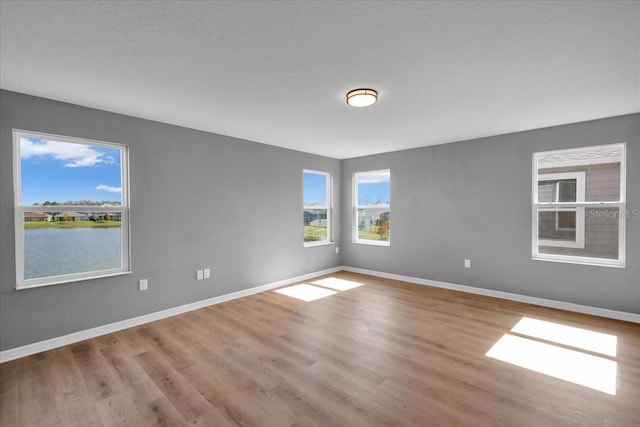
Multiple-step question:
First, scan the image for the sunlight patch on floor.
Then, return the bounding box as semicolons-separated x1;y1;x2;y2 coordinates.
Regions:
486;334;617;395
511;317;617;357
274;284;337;302
310;277;364;291
487;317;618;395
275;276;365;302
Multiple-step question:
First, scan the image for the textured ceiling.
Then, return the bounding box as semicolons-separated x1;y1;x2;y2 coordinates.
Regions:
1;1;638;159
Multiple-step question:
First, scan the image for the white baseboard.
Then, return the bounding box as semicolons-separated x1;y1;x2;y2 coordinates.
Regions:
0;266;342;363
3;264;637;363
341;266;640;324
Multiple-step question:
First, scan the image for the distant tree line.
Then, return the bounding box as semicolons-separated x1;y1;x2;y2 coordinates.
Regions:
32;200;121;206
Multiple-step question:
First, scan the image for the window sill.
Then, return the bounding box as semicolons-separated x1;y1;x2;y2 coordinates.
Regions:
304;241;334;248
532;255;624;269
353;240;390;247
539;240;585;249
17;270;132;290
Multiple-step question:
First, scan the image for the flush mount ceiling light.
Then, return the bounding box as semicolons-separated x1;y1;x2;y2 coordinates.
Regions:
346;88;378;107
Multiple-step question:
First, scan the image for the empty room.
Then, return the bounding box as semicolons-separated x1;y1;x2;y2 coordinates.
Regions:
1;1;639;426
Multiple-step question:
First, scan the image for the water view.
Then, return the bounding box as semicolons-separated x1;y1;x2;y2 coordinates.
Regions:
24;227;121;279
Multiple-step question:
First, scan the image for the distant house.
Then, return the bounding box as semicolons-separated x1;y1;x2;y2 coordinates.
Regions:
357;207;390;229
53;212;88;222
86;212;106;221
24;212;50;222
303;210;326;226
80;212;122;221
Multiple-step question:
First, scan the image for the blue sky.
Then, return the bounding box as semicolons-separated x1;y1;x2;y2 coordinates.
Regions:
304;170;390;206
303;171;327;205
357;171;390;205
20;137;122;205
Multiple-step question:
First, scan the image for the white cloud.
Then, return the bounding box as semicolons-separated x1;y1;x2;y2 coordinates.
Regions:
20;137;106;168
96;184;121;193
357;171;390;184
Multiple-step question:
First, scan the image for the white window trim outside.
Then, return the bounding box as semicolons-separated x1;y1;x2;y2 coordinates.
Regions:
353;169;391;247
13;129;131;289
537;172;586;249
532;143;626;268
303;169;333;248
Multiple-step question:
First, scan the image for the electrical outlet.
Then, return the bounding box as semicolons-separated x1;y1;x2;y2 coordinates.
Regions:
464;259;471;268
204;268;210;279
139;279;148;291
196;270;204;280
335;246;340;254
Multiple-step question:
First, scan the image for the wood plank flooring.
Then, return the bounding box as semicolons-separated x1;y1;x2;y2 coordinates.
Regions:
1;271;639;426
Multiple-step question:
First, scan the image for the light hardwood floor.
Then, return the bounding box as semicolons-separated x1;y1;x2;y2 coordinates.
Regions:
1;271;639;426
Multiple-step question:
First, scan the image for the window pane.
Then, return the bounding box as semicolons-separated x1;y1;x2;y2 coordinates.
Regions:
585;163;621;202
16;131;129;287
304;209;328;242
303;171;327;206
356;171;390;206
534;144;624;266
538;208;619;260
538;182;554;203
23;211;122;280
357;208;390;241
557;211;576;229
557;180;577;202
354;170;390;244
539;210;576;241
584;207;620;259
20;136;123;206
303;170;331;245
538;179;577;203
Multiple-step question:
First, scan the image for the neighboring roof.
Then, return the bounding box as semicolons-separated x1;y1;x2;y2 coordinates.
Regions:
538;144;625;168
54;212;86;218
24;212;48;218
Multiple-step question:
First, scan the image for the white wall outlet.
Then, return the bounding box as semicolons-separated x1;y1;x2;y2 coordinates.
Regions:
139;279;148;291
196;270;204;280
336;246;340;254
204;268;211;279
464;259;471;268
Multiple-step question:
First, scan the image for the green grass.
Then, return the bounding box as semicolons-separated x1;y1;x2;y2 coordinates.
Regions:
304;225;327;242
24;221;122;229
358;227;388;241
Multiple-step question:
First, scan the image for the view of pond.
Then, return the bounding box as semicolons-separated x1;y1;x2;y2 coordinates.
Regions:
24;227;121;279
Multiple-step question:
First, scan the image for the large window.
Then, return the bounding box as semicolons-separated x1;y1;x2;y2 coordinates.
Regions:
14;130;130;289
533;143;625;267
303;170;331;246
354;169;390;245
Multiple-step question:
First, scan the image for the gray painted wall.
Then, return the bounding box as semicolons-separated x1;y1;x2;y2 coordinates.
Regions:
341;114;639;314
1;90;638;353
0;90;341;351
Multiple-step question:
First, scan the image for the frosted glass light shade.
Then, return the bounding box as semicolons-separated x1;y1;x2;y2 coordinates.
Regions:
346;88;378;107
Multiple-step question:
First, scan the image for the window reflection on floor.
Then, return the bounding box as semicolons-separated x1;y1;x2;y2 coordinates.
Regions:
310;277;364;291
486;317;617;395
274;276;364;302
275;284;337;302
511;317;617;357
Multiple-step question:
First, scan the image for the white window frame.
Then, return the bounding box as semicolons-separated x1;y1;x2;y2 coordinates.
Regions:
537;172;586;249
13;129;131;289
303;169;332;247
532;143;626;268
353;169;390;246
